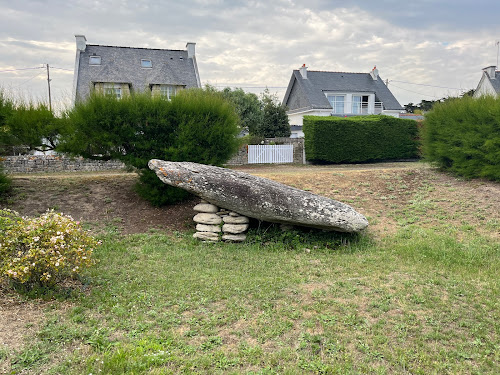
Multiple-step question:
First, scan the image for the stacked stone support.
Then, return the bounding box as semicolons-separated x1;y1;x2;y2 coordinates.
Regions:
193;201;249;242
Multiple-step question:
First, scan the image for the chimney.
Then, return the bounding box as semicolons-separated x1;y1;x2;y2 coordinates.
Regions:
370;66;379;80
483;65;496;79
75;35;87;52
186;42;196;58
299;64;308;79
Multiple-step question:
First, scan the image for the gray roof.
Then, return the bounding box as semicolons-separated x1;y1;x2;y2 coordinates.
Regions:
488;71;500;93
75;44;200;101
283;70;403;111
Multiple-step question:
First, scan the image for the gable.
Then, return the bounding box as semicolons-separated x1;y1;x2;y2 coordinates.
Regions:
474;72;499;97
284;75;312;110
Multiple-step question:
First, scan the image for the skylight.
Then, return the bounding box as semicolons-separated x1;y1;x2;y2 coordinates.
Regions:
89;56;101;65
141;59;152;68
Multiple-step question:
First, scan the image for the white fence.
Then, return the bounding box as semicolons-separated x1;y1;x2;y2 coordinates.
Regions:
248;144;294;164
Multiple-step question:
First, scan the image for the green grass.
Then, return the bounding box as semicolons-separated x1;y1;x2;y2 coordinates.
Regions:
6;225;499;374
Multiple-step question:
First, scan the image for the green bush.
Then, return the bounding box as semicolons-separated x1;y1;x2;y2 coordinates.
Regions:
303;115;419;163
1;90;65;153
61;89;240;205
422;96;500;180
0;209;99;288
0;90;14;155
0;164;11;199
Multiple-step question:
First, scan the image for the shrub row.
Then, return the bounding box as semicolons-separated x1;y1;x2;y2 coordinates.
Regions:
303;115;419;163
422;96;500;180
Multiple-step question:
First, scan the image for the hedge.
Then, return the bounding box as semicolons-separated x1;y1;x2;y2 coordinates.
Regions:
303;115;419;163
61;89;240;205
422;96;500;181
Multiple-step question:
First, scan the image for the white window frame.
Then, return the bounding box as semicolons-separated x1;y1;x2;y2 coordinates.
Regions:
327;95;345;114
103;83;122;99
352;94;371;114
141;59;152;68
159;85;177;100
352;95;362;114
89;56;101;65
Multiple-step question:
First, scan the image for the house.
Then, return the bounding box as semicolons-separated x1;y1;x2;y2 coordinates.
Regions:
282;65;404;130
72;35;201;103
473;65;500;98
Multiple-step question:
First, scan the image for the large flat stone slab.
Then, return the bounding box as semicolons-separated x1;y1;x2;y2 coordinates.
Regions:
149;160;368;233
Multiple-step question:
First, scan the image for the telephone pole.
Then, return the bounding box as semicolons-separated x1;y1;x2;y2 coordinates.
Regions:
46;63;52;112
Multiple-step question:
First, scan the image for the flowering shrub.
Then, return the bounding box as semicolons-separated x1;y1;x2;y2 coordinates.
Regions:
0;209;99;287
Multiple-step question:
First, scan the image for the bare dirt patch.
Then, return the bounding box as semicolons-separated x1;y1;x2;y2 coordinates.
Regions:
6;171;198;236
233;163;499;239
7;162;497;239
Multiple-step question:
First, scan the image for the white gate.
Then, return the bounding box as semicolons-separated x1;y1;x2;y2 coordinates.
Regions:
248;144;294;164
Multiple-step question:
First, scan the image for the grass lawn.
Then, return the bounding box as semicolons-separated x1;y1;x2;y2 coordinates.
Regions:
1;162;499;374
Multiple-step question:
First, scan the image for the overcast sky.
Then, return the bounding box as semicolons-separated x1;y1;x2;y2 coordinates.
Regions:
1;0;500;110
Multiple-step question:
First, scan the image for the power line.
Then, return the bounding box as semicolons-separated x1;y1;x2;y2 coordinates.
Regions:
212;85;287;89
51;67;73;72
389;79;467;91
0;66;44;73
389;83;444;99
12;70;45;88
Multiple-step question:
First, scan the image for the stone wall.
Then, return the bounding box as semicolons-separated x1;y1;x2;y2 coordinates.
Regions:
226;138;305;165
225;146;248;165
0;155;126;174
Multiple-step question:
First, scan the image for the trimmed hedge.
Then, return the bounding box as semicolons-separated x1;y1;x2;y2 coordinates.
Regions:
303;115;419;163
422;96;500;181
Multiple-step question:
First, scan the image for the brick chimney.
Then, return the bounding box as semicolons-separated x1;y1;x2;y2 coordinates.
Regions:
75;35;87;52
299;64;308;79
186;42;196;58
370;66;379;80
483;65;496;79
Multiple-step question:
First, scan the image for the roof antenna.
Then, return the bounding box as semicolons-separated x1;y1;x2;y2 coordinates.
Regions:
496;41;499;68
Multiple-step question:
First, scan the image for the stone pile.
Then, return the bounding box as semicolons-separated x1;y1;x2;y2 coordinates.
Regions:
193;201;249;242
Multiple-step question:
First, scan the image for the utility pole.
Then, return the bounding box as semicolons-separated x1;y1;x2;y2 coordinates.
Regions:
46;63;52;112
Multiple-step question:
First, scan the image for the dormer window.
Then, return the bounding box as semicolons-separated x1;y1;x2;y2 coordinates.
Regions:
89;56;101;65
141;59;152;68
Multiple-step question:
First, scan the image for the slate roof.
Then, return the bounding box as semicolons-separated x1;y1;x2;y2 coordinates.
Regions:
283;70;403;111
487;71;500;93
74;44;200;101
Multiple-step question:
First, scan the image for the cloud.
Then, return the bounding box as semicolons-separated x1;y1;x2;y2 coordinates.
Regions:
1;0;499;107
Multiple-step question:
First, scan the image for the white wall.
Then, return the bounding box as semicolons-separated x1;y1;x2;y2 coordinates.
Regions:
287;109;331;126
381;110;402;118
473;74;497;98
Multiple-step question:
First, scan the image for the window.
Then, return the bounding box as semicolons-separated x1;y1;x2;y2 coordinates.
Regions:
141;59;152;68
89;56;101;65
352;96;362;114
352;95;370;114
160;85;177;100
103;83;122;99
327;95;345;114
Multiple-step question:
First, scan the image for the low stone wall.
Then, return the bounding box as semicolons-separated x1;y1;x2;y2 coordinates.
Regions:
0;155;126;174
225;146;248;165
226;137;305;165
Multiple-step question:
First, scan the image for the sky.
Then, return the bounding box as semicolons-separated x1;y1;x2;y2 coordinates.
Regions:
1;0;500;111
